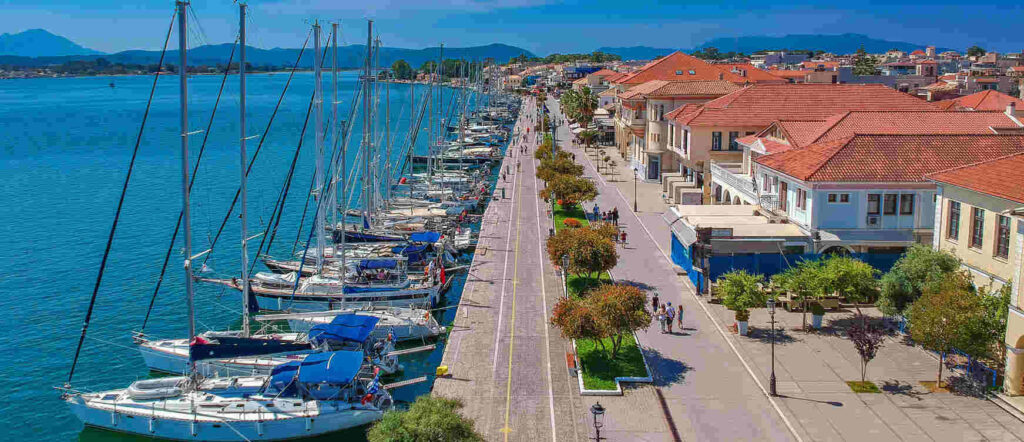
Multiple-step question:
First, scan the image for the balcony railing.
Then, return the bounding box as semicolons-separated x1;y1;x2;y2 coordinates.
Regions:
710;161;757;203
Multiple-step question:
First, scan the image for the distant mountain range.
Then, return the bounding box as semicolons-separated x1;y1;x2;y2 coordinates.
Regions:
0;29;103;57
0;29;534;69
597;34;957;60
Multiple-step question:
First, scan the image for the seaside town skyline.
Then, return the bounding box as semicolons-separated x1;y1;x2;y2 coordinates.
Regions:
8;2;1024;440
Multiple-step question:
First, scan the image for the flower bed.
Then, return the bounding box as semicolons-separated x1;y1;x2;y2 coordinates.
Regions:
575;336;649;391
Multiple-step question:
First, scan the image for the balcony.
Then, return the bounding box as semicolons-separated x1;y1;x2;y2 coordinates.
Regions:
710;161;757;203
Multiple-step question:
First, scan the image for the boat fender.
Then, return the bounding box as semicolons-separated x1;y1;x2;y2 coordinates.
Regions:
361;393;374;405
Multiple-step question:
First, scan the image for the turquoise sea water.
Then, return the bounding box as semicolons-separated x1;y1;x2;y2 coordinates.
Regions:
0;72;480;440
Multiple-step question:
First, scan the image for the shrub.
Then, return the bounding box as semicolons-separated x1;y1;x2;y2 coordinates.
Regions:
810;303;825;316
718;270;766;320
879;245;960;316
563;218;581;228
367;396;483;442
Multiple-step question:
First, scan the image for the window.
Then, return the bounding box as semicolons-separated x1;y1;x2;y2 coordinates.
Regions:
883;194;897;215
796;188;806;210
996;215;1011;259
827;193;850;203
970;207;985;249
779;182;789;210
763;174;770;191
682;129;689;153
711;132;722;150
840;194;850;203
828;193;837;203
947;201;961;240
867;194;881;215
728;131;739;150
899;194;914;215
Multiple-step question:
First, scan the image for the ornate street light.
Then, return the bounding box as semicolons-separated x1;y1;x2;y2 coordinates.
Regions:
633;166;639;212
590;402;605;441
767;298;778;396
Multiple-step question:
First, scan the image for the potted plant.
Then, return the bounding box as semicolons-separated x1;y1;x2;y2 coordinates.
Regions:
810;302;826;329
735;309;751;336
718;270;766;337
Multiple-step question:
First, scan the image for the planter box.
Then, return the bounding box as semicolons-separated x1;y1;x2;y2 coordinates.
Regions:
573;333;655;396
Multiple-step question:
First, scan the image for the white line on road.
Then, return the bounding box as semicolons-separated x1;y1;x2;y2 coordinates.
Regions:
530;112;559;442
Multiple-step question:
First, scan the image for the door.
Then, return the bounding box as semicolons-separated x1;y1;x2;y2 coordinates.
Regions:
779;181;788;212
647;155;660;181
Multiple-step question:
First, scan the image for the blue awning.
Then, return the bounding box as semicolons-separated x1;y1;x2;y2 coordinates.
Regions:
269;361;300;393
410;231;441;243
297;351;364;385
307;313;380;346
358;258;398;270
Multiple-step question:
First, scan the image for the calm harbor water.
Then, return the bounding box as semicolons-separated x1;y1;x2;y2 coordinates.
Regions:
0;72;489;440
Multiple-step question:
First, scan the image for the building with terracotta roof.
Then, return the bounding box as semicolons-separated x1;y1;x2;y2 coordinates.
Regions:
661;83;937;202
713;109;1024;207
935;89;1024;112
742;134;1024;257
924;153;1024;396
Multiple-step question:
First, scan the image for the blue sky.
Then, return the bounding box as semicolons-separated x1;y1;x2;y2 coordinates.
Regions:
2;0;1022;54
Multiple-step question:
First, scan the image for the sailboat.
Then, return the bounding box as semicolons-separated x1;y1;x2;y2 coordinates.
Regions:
62;10;393;439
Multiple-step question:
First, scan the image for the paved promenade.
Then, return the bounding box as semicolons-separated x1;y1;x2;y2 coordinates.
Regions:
435;97;590;442
551;97;1024;441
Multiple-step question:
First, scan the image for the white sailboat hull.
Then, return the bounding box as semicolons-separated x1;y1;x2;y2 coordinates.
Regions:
67;395;382;441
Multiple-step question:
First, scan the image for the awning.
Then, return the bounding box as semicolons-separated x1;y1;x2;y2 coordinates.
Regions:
297;350;364;385
358;258;398;270
409;231;441;243
572;127;585;134
307;313;381;346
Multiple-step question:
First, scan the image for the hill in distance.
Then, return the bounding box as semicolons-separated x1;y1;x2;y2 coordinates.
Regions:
695;33;955;55
0;33;534;69
0;29;104;57
596;34;956;60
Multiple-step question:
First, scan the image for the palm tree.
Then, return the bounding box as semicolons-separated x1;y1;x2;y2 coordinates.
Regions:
577;86;598;128
579;129;598;152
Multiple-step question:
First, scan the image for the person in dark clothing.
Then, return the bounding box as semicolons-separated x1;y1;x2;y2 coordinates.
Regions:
612;208;619;226
652;293;660;311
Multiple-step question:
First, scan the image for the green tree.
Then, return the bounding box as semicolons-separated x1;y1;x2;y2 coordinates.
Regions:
907;272;984;387
962;283;1012;369
772;259;825;331
539;174;597;207
967;46;987;58
819;255;879;317
590;284;652;358
536;155;583;182
546;225;618;281
718;270;766;322
391;59;414;80
878;245;960;316
551;296;603;342
367;396;483;442
579;129;599;151
853;45;880;76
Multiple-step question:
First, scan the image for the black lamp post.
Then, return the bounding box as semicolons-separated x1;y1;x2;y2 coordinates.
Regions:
590;402;605;441
633;166;639;212
767;298;778;397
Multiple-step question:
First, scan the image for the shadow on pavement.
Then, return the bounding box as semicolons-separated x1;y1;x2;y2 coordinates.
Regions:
641;347;691;387
881;380;926;400
776;395;844;407
748;327;799;346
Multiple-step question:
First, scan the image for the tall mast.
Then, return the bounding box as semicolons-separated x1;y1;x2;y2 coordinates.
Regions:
332;22;345;290
361;21;372;231
176;0;196;347
238;2;251;336
313;21;325;274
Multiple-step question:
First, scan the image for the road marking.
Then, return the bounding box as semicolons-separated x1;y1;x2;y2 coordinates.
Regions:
502;121;527;441
491;113;524;377
531;125;559;442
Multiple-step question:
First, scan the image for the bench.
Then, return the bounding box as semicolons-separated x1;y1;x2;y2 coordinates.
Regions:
566;352;578;377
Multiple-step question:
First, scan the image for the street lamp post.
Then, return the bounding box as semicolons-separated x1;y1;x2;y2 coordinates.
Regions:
767;298;778;396
633;167;639;212
590;402;605;441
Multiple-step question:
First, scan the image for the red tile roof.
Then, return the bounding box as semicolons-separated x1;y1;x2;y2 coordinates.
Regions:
614;51;744;85
769;70;811;80
669;84;938;128
713;63;787;84
926;152;1024;203
910;50;927;55
935;90;1024;111
664;103;704;121
801;61;840;70
618;79;741;100
756;134;1024;182
589;68;619;77
801;110;1021;146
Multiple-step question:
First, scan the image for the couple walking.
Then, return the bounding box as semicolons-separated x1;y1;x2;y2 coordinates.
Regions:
653;294;683;334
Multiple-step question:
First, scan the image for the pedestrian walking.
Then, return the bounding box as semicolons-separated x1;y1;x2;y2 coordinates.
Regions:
652;293;660;311
657;306;667;333
665;303;675;333
612;208;619;226
620;231;627;246
592;204;600;221
677;304;684;329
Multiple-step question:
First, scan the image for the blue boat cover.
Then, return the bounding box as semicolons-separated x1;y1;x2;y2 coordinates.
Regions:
359;258;398;270
269;361;301;394
307;314;380;346
410;231;441;243
297;350;364;385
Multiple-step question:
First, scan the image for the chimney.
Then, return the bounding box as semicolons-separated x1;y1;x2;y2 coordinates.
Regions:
1008;102;1018;117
